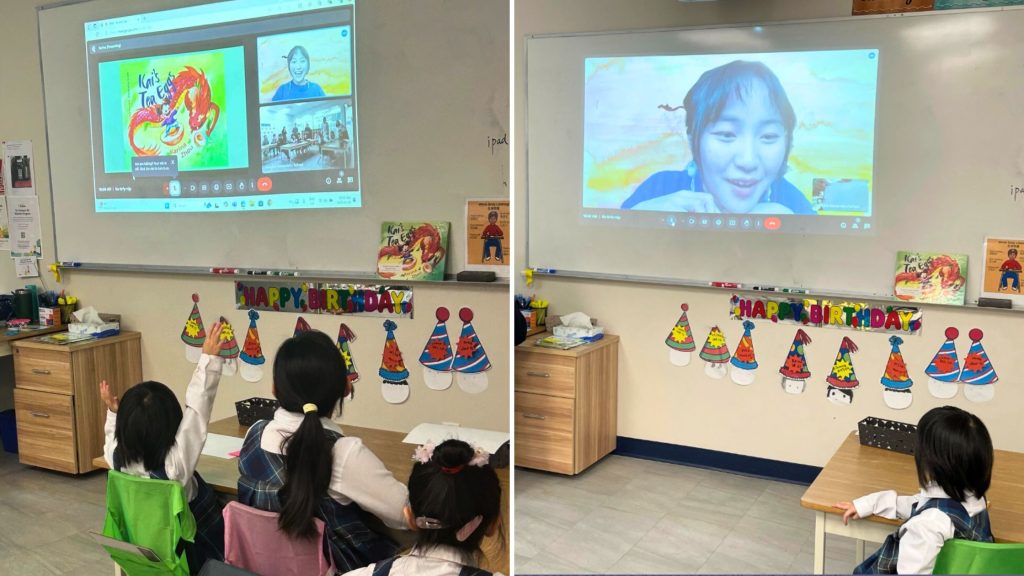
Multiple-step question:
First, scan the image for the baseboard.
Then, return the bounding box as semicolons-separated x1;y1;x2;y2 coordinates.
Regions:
614;436;822;485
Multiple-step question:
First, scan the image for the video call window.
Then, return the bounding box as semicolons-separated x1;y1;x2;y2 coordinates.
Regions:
85;0;360;213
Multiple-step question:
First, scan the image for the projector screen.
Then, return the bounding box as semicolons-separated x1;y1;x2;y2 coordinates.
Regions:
84;0;359;213
583;49;878;234
39;0;509;272
526;8;1024;300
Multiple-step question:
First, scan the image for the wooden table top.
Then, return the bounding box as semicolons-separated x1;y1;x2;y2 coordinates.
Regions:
93;416;509;573
0;324;65;344
801;432;1024;542
518;332;619;358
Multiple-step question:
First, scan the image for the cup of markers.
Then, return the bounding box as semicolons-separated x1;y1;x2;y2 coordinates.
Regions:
57;294;78;324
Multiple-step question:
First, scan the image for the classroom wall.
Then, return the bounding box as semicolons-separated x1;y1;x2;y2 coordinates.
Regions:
515;0;1024;466
0;0;510;434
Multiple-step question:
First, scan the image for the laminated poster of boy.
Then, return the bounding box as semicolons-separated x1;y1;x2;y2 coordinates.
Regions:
481;210;504;263
999;248;1021;292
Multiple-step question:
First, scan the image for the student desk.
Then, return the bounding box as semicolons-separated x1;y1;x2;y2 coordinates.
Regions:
94;416;510;574
800;432;1024;574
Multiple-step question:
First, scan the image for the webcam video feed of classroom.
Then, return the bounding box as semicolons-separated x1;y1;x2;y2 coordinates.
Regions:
581;48;878;235
85;0;359;213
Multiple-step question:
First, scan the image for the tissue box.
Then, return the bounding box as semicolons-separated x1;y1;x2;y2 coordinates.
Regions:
69;321;120;336
38;307;60;327
553;324;605;339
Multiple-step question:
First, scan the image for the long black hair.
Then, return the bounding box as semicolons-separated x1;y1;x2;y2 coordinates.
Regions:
915;406;993;501
273;330;348;539
114;381;183;472
408;439;503;561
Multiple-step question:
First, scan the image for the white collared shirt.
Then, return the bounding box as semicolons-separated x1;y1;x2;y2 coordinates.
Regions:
342;545;504;576
853;484;988;574
253;408;409;530
104;354;223;501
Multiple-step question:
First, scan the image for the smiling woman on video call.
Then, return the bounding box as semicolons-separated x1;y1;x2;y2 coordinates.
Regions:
272;45;326;102
620;60;814;215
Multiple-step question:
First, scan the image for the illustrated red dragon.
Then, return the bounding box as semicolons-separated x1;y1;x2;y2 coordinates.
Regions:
377;224;445;277
894;255;966;301
128;66;220;156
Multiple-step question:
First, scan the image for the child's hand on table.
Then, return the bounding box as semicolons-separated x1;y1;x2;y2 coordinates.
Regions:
834;501;860;525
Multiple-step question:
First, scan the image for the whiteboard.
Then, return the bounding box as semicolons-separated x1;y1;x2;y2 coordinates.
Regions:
526;8;1024;302
38;0;509;273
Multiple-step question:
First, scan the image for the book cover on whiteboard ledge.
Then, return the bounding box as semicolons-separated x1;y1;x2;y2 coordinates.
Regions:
377;222;449;282
893;251;967;306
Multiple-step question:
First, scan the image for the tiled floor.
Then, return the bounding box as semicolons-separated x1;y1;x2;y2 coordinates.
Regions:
0;449;113;575
516;455;865;574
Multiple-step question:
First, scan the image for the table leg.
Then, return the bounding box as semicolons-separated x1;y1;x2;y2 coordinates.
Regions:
814;511;826;575
855;538;866;564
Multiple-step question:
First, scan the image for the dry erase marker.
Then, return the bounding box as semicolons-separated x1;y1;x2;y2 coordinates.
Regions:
752;285;777;292
534;268;557;274
710;281;740;289
783;288;808;294
60;261;81;267
210;267;238;274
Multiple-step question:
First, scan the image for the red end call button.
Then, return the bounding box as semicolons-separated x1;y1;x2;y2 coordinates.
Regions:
764;217;781;230
257;177;273;192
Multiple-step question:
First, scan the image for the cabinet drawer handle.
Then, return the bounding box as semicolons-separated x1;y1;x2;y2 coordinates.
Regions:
30;411;50;418
526;371;550;378
523;412;547;420
31;368;52;375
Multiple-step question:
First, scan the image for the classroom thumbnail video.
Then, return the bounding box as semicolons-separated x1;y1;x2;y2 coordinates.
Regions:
257;26;353;104
259;100;354;174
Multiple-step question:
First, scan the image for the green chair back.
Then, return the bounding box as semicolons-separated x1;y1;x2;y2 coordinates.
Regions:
934;539;1024;575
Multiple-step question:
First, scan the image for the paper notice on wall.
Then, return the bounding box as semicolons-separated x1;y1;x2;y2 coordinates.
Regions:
0;158;6;195
9;196;42;258
14;257;38;278
2;141;35;197
0;197;9;251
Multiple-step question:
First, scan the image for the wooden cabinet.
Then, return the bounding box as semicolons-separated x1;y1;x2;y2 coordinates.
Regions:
12;332;142;474
514;333;618;475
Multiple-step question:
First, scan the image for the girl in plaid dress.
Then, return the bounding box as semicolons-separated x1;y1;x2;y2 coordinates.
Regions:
836;406;995;574
101;322;226;575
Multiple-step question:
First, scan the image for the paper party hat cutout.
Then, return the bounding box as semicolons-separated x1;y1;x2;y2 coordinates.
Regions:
958;329;998;386
420;307;455;371
665;304;696;352
181;293;207;347
925;327;961;382
452;308;491;374
880;335;912;390
217;317;240;359
779;329;812;379
699;326;730;363
826;337;860;389
293;316;312;337
379;319;409;382
239;309;265;366
337;323;359;384
730;321;758;370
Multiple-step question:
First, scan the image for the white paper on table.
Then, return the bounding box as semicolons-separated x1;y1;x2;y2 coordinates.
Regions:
14;257;37;278
0;197;9;251
8;195;41;258
402;423;509;453
2;140;35;197
201;433;245;459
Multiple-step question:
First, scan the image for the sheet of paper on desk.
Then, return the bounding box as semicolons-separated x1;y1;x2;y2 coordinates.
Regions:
202;433;245;459
402;423;509;453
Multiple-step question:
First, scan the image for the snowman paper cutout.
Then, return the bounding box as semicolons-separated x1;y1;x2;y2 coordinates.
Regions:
239;309;265;383
778;329;812;394
419;307;455;390
825;337;860;406
216;316;240;376
337;324;359;400
181;293;207;363
880;336;913;410
959;329;998;403
699;326;730;379
379;320;410;404
665;304;696;367
925;327;961;399
452;308;492;394
729;321;758;386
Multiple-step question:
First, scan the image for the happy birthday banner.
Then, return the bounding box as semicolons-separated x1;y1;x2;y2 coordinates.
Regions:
236;281;413;318
729;295;922;335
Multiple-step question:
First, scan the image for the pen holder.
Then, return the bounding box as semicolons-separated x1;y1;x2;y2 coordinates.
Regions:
59;303;77;325
532;306;548;327
12;290;32;320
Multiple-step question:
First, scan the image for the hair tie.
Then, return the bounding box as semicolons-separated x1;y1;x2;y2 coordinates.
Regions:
302;403;318;414
455;515;483;542
441;464;465;475
414;516;444;530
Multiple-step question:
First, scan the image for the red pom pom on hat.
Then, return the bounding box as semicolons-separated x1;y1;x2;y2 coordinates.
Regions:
436;307;450;322
945;327;959;340
969;328;983;341
192;293;200;303
681;303;689;312
459;307;473;323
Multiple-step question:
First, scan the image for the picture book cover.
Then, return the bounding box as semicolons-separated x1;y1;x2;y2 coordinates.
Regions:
893;251;968;305
981;237;1024;306
377;222;450;281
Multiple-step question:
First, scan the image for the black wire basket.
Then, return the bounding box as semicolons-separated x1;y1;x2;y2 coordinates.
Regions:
235;397;279;426
858;416;917;455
